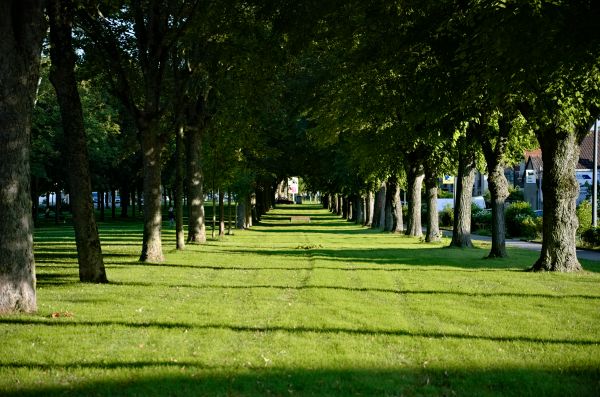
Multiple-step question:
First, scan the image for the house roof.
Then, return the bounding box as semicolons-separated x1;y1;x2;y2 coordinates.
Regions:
523;132;598;172
578;133;596;170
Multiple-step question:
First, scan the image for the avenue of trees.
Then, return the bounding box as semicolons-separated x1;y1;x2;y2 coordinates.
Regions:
1;0;600;313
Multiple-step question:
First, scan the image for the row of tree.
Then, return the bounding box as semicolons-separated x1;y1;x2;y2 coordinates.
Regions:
1;0;599;313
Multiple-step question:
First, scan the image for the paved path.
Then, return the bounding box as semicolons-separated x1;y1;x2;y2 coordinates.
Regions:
442;231;600;261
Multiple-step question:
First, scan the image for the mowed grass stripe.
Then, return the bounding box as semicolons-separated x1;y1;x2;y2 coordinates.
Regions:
1;204;599;396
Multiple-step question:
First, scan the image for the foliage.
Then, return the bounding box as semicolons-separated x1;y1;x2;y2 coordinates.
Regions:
471;205;492;232
577;200;593;235
505;201;535;238
581;227;600;247
507;187;525;202
439;204;453;227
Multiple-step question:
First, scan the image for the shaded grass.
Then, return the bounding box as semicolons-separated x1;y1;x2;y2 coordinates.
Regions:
1;204;599;396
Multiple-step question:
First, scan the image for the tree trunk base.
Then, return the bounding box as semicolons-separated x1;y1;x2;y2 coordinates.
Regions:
528;258;582;272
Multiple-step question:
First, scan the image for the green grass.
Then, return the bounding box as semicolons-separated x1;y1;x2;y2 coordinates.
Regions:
2;204;599;396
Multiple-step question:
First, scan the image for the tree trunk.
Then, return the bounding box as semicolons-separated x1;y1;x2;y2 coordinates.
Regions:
479;119;510;258
0;0;45;313
341;196;348;219
372;182;386;229
424;172;440;243
450;147;476;248
386;175;403;233
227;189;232;235
356;195;365;225
406;166;424;237
530;128;583;272
186;126;206;243
111;189;116;219
120;187;129;218
55;189;62;224
99;190;104;221
336;195;342;216
131;189;136;218
175;126;185;250
219;189;225;237
236;197;246;229
138;121;164;262
48;0;107;282
365;191;374;226
245;194;253;228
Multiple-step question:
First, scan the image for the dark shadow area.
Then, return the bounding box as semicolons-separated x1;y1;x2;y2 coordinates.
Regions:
1;318;597;346
223;247;521;271
3;361;600;397
4;366;597;397
36;272;78;286
108;280;600;300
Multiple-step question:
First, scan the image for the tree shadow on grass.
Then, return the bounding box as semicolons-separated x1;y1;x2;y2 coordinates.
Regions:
1;318;598;346
2;365;599;397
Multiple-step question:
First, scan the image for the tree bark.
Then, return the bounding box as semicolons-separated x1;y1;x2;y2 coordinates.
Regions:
341;196;348;219
406;165;424;237
479;118;510;258
424;171;440;243
175;126;185;250
530;128;583;272
386;175;403;233
186;126;206;243
139;120;164;262
372;182;386;229
0;0;45;313
450;145;476;248
356;195;365;225
365;191;374;226
336;195;343;216
48;0;107;282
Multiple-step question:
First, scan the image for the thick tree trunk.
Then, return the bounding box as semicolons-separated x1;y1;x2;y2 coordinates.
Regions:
186;127;206;243
0;0;45;313
450;148;476;248
245;194;253;228
372;182;386;229
175;126;185;250
336;195;342;216
365;191;374;226
139;121;164;262
341;196;348;219
236;198;246;229
356;195;365;225
478;119;510;258
55;189;62;224
48;0;107;282
424;172;440;243
406;166;424;237
531;129;583;272
386;175;403;233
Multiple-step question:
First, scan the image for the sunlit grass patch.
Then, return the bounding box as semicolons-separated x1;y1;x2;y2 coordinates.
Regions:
1;204;599;396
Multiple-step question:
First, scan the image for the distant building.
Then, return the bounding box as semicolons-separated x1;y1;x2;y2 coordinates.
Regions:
522;133;599;210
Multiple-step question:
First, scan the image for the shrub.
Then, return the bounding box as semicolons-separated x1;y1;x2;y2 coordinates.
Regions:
439;204;453;227
576;200;593;235
505;201;535;237
581;227;600;247
508;187;524;202
471;205;491;231
519;215;542;239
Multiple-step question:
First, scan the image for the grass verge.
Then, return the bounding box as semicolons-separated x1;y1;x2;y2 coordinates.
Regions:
1;204;599;396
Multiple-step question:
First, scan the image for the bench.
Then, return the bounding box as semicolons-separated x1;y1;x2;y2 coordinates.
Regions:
290;216;311;223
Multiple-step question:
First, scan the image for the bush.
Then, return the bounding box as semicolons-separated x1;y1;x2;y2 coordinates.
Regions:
471;205;491;231
439;204;453;227
519;215;543;239
508;187;524;202
576;200;593;235
582;227;600;247
505;201;535;237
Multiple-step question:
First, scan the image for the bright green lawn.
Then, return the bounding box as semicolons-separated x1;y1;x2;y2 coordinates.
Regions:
1;204;599;396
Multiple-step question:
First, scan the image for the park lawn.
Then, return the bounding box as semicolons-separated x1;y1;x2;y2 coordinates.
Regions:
1;205;599;396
